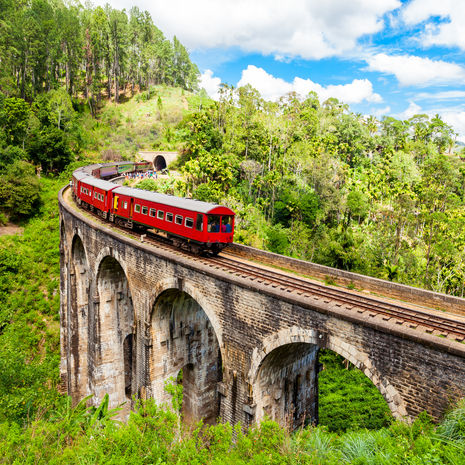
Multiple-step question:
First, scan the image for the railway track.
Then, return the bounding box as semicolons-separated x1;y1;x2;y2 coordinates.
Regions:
71;193;465;344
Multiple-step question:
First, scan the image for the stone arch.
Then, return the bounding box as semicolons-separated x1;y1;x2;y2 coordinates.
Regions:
249;327;319;429
149;277;223;349
68;234;90;403
149;286;223;425
60;219;67;255
154;155;167;172
92;255;135;417
326;335;408;418
92;246;130;285
248;327;407;429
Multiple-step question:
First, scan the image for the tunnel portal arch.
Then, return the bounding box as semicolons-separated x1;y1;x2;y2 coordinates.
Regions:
154;155;167;172
149;288;223;425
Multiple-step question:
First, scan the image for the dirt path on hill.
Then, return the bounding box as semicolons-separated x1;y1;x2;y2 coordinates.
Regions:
0;223;23;237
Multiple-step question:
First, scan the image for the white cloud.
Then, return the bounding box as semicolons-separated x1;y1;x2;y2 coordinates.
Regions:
105;0;400;59
442;111;465;142
401;1;465;50
199;70;222;100
415;90;465;101
397;102;422;120
366;53;465;86
373;106;391;119
236;65;382;104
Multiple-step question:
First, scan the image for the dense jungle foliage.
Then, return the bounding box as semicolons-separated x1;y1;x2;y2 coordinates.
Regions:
166;87;465;297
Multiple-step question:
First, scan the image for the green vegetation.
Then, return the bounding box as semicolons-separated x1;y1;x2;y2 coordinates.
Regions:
0;393;465;464
319;351;391;432
0;175;64;423
166;87;465;296
1;3;465;459
0;0;199;103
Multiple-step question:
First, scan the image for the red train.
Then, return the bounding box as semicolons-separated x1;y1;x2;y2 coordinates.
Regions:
71;165;235;254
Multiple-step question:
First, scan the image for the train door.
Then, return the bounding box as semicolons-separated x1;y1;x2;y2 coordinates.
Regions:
129;197;134;219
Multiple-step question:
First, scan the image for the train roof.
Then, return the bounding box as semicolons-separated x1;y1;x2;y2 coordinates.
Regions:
73;170;89;180
81;176;119;191
113;186;235;215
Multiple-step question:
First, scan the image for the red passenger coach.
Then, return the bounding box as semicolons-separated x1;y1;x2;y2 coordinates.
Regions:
71;170;89;197
111;187;235;254
72;164;236;254
77;177;118;218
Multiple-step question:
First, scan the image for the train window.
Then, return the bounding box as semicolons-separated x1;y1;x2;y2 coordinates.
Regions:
157;210;164;220
94;192;98;199
166;212;173;222
221;215;233;233
142;206;148;215
185;217;194;228
175;215;183;225
123;201;128;209
196;214;204;231
149;208;156;217
208;215;221;233
135;204;141;213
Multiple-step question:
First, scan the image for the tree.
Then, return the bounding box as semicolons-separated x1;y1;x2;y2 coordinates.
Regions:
0;97;31;147
0;161;40;219
27;125;72;173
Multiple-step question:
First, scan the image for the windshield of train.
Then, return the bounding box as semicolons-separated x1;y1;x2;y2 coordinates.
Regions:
208;215;221;232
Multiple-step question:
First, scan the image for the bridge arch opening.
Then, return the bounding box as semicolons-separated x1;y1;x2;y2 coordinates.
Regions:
149;289;222;425
154;155;167;172
94;256;134;414
318;349;392;432
250;328;402;431
69;235;90;402
253;342;319;430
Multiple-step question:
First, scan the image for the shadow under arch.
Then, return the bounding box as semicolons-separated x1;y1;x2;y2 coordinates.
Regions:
68;234;90;403
149;287;223;425
91;255;135;417
154;155;167;172
248;327;407;430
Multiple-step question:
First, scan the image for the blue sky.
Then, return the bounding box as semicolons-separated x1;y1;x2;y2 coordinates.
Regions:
95;0;465;140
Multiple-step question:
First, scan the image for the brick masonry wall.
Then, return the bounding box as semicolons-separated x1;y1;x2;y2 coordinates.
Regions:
59;187;465;427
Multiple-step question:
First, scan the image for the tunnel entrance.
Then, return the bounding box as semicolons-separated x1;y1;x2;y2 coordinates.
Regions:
253;343;319;430
94;256;134;415
154;155;167;172
150;289;222;425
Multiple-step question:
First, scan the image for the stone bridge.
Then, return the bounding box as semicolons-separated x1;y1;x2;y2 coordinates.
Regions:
59;186;465;428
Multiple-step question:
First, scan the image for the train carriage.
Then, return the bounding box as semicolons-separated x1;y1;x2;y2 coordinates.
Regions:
111;187;235;253
99;164;119;178
73;163;235;254
71;170;89;198
78;177;119;216
117;162;135;175
135;161;152;172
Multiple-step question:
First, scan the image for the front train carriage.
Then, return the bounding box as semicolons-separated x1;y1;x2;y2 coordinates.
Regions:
111;187;235;254
135;161;152;172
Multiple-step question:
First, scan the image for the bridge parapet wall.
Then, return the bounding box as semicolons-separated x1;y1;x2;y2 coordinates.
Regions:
229;243;465;316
